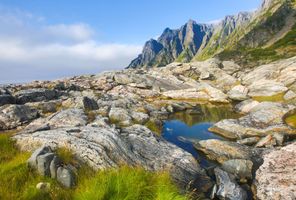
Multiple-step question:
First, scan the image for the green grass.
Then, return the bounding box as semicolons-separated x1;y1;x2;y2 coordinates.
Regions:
75;166;189;200
0;133;190;200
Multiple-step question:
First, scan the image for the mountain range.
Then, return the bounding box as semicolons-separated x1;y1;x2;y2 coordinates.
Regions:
128;0;296;68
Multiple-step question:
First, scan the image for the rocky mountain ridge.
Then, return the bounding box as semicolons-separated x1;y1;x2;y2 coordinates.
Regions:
129;0;296;68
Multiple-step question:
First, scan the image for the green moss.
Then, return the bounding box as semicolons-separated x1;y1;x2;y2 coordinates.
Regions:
252;93;285;102
145;120;162;135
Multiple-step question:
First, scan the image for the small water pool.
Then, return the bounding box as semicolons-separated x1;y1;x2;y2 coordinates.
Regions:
162;104;239;167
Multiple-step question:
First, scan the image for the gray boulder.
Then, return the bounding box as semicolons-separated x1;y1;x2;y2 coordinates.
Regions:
37;153;55;176
221;159;253;180
82;96;99;111
15;88;57;104
50;156;61;179
0;94;15;106
57;166;76;188
0;104;39;130
214;168;247;200
27;146;52;168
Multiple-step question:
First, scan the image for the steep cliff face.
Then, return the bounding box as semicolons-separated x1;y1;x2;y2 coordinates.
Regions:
128;0;296;68
128;20;213;68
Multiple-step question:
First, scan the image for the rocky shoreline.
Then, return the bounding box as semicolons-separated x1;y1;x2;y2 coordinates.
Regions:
1;56;296;199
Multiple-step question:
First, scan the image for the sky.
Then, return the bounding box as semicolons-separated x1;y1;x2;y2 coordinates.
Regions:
0;0;261;84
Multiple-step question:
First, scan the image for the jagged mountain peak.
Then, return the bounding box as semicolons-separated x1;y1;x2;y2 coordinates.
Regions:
128;0;296;68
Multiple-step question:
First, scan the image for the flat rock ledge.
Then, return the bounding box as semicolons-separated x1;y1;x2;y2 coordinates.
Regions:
14;124;210;188
255;142;296;200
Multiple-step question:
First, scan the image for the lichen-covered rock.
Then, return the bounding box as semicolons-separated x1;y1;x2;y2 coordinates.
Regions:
0;104;39;130
255;142;296;200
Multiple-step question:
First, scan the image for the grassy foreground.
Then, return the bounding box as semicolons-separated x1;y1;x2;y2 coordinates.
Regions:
0;133;190;200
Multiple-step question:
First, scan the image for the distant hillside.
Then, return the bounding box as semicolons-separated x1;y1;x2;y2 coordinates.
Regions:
128;0;296;68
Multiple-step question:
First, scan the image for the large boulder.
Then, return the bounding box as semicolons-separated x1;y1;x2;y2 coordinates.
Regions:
0;105;39;130
15;88;58;104
14;125;209;187
255;142;296;200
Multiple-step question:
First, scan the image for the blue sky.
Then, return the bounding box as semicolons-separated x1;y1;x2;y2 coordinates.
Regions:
0;0;261;83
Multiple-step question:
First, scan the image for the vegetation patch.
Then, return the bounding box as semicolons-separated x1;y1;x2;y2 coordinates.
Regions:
285;113;296;128
0;134;189;200
252;93;285;102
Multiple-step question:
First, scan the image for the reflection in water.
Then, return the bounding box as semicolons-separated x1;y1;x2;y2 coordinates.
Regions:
162;104;239;167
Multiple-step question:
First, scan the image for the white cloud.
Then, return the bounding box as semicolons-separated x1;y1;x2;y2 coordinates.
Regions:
0;7;142;84
205;18;223;25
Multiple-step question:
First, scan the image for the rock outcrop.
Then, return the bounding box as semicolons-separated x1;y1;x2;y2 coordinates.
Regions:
15;123;209;187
